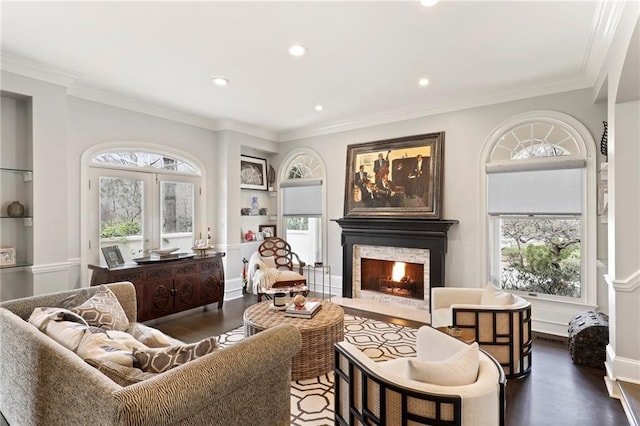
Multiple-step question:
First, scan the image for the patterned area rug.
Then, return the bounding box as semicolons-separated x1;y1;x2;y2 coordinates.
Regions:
217;314;418;426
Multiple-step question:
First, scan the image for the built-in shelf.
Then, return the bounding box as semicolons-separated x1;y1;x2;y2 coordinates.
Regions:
1;216;33;227
0;262;32;270
0;167;32;181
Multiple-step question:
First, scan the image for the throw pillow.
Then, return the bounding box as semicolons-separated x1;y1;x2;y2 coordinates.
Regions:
407;342;480;386
128;323;183;348
76;327;143;367
86;359;157;387
133;336;218;373
480;283;515;306
28;307;90;352
71;285;130;331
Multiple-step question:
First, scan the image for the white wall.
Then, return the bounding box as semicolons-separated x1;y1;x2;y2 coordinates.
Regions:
277;88;606;293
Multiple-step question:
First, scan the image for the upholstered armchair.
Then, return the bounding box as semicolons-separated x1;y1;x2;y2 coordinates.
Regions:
248;237;308;302
431;285;532;379
334;326;506;426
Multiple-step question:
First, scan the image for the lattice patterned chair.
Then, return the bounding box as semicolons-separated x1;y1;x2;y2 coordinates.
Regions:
334;326;506;426
431;284;532;379
248;237;308;302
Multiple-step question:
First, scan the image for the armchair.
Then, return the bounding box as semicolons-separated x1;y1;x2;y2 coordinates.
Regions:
334;326;506;426
248;237;308;302
431;285;532;379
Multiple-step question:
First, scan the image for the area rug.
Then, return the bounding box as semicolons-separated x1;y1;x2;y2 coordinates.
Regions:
217;314;418;426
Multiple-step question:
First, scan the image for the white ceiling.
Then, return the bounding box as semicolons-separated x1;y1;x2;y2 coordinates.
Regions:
0;1;616;141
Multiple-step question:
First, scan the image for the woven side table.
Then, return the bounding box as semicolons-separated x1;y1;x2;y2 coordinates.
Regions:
243;299;344;380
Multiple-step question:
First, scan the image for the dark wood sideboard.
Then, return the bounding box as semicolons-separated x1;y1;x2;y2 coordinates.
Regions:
89;253;225;322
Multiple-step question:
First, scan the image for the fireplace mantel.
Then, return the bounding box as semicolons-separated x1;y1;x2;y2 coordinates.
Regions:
334;217;458;301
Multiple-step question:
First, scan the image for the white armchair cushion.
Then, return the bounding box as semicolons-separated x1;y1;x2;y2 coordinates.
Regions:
407;342;480;386
480;284;515;306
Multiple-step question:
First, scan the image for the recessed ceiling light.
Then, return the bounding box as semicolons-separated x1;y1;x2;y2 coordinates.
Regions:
212;77;229;86
420;0;439;6
315;105;324;112
419;78;430;87
289;44;306;57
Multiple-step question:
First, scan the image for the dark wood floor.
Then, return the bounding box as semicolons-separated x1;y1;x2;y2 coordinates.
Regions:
151;293;629;426
1;294;627;426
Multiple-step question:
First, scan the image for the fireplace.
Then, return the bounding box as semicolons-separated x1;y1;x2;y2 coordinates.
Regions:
335;217;458;312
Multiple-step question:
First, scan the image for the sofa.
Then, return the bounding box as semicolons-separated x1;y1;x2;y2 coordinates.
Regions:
431;285;532;379
0;282;302;426
334;325;506;425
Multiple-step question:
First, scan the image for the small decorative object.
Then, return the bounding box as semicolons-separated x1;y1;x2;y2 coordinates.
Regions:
241;208;251;216
267;165;276;191
447;326;462;338
244;230;256;241
600;121;608;158
251;196;259;215
314;261;323;267
259;225;276;238
101;245;125;269
293;294;306;308
259;208;268;215
0;248;16;266
194;239;208;248
7;201;25;217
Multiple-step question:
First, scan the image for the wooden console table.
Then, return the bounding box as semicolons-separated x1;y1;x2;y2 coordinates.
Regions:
89;253;225;322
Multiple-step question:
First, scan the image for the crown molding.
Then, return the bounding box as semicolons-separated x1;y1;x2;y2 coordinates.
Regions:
0;53;82;87
69;84;276;140
582;1;626;84
212;118;278;141
277;75;592;142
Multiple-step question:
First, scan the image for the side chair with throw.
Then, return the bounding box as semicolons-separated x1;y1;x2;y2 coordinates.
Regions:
247;237;308;302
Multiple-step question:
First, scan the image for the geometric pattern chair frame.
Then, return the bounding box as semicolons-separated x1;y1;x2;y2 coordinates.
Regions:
452;304;532;379
334;332;507;426
255;237;308;302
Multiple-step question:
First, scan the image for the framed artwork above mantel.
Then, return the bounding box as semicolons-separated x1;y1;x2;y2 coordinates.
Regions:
344;132;445;218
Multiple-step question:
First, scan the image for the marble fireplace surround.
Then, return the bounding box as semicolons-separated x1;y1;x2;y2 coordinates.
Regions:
335;217;458;316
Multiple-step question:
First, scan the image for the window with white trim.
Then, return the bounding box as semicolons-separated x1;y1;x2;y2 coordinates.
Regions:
280;151;326;265
486;114;594;301
89;151;201;264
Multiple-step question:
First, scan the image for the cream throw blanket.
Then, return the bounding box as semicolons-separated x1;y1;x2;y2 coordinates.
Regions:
247;251;305;294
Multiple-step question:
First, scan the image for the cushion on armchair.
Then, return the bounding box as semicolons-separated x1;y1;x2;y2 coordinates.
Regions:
407;342;480;386
481;284;515;306
71;285;130;331
133;336;218;373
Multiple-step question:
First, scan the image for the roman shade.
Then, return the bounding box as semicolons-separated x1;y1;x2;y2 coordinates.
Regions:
281;179;322;216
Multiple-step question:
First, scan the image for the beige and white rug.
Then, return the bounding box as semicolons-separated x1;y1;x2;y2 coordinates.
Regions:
217;314;418;426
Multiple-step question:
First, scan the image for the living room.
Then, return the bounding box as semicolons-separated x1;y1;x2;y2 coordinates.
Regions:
1;1;639;424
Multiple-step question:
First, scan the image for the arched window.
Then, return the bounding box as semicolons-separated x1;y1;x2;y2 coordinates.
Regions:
85;147;203;267
483;111;596;304
279;150;326;265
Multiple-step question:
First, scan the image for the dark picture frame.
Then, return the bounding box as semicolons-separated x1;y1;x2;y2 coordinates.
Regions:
344;132;445;218
101;245;125;269
259;224;276;238
241;155;268;191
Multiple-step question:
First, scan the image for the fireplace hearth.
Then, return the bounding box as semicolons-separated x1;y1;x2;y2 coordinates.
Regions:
335;217;458;312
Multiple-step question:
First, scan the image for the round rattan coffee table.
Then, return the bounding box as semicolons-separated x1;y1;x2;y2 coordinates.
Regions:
243;299;344;380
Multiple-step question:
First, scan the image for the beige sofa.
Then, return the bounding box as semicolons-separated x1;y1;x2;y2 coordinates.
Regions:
0;282;302;426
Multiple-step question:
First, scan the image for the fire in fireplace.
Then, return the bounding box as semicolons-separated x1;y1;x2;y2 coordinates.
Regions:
361;258;424;300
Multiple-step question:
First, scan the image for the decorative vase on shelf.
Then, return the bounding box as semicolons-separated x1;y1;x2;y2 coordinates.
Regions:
7;201;25;217
251;196;259;215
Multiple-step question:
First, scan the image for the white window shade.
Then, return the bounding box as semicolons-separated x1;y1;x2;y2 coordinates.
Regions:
487;168;583;215
281;180;322;216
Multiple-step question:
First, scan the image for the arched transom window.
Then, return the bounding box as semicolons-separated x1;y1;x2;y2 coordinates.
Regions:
280;150;326;266
484;111;595;304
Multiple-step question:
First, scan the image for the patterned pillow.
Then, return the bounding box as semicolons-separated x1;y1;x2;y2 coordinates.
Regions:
72;285;130;331
28;307;90;352
133;337;218;373
86;359;157;387
128;323;183;348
